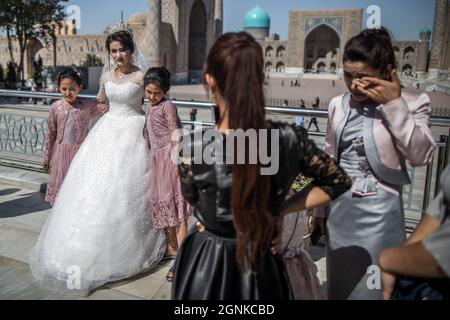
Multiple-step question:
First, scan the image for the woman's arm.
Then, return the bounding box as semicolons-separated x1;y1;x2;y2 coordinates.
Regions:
379;242;446;279
281;185;332;216
378;93;435;167
405;213;441;245
143;113;151;150
91;102;109;117
378;190;447;299
357;71;435;166
281;128;352;216
96;75;107;104
88;99;109;118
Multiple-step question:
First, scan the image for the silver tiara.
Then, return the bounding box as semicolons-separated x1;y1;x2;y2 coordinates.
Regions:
104;21;134;36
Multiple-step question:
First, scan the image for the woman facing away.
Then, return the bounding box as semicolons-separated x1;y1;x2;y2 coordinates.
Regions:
29;23;166;296
313;27;436;300
171;32;352;300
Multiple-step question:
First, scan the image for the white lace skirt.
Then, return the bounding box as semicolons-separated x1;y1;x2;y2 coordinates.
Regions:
30;113;166;296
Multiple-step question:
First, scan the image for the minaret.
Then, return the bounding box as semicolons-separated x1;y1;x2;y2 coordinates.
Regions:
214;0;223;39
428;0;449;79
145;0;162;67
416;28;431;76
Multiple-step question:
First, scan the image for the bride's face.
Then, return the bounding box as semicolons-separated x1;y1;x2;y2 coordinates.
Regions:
109;41;132;67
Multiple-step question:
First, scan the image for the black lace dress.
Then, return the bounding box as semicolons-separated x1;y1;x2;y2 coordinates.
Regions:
172;122;351;300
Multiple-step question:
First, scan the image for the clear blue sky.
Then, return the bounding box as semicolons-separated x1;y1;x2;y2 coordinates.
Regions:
67;0;435;41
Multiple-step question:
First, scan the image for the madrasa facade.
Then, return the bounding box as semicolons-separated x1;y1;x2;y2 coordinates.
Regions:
244;1;450;80
0;0;224;84
1;0;449;83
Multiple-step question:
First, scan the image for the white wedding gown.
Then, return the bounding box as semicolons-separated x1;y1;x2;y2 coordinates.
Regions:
30;70;166;296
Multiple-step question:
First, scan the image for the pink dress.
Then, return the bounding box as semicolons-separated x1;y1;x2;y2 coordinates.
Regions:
281;209;325;300
143;99;191;229
44;99;108;205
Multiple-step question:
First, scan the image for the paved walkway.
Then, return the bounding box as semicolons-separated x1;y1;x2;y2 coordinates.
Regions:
0;180;328;300
169;78;450;109
0;183;173;300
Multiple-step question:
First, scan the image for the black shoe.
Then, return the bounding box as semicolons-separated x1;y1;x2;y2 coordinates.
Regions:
166;265;175;283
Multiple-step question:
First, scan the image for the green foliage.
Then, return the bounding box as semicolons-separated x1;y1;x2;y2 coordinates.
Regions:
82;54;104;67
0;0;68;82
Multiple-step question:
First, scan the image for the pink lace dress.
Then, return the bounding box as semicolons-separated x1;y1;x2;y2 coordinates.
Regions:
44;99;108;205
282;207;325;300
143;99;192;229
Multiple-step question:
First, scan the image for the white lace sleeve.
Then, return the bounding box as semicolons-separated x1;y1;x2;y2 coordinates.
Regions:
96;73;108;103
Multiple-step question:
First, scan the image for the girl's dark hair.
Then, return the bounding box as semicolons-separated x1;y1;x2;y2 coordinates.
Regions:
204;32;271;271
58;68;82;87
105;31;135;54
144;67;171;92
343;27;397;72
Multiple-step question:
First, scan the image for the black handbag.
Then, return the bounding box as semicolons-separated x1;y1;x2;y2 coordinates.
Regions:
391;275;450;300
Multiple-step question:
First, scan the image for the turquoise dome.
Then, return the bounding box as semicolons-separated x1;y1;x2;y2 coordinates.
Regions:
244;6;270;29
420;26;431;34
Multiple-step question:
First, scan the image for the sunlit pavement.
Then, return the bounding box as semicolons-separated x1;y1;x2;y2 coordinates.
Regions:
0;179;327;300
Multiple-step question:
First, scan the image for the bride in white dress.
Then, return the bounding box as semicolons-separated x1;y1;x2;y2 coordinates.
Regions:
29;23;166;296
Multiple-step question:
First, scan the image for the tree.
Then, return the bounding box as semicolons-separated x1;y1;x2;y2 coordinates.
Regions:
33;55;44;89
6;61;17;88
0;1;16;65
36;2;67;67
0;63;5;84
0;0;67;85
82;54;103;67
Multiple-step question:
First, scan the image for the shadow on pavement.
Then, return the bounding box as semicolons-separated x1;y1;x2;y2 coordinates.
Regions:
0;188;21;196
0;191;50;218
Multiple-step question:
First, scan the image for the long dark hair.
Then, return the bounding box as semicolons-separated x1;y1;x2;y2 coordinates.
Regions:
343;27;397;72
204;32;272;271
58;68;82;87
144;67;171;93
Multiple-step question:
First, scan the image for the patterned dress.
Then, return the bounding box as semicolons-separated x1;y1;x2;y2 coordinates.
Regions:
44;99;108;205
143;99;192;229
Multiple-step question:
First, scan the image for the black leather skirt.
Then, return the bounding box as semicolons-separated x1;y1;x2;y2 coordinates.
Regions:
171;225;292;300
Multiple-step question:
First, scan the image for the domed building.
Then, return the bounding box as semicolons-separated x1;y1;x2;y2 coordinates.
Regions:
243;6;440;80
244;6;271;40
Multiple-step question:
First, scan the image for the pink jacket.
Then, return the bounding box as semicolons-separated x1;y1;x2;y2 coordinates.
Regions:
44;99;109;162
324;90;436;187
142;99;181;151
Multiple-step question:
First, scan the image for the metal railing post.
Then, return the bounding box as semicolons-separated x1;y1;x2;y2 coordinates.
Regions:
444;128;450;168
422;161;434;213
435;135;448;196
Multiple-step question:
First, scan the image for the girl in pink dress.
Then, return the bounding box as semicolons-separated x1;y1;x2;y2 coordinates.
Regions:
142;67;191;280
43;68;108;205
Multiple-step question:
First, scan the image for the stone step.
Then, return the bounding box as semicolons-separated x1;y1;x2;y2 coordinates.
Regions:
0;166;47;192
